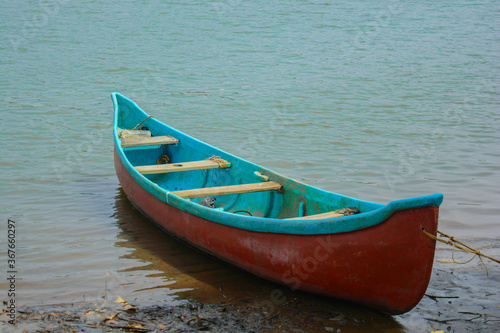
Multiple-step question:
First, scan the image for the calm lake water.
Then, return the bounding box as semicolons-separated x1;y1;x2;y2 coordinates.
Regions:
1;0;499;331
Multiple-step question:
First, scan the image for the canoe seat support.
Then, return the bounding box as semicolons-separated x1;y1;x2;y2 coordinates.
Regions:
121;135;179;148
135;159;231;175
170;181;283;199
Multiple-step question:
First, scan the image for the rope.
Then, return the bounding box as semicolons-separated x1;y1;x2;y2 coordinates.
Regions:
156;154;170;165
207;156;229;168
423;229;500;276
132;116;153;130
165;135;179;143
233;210;253;216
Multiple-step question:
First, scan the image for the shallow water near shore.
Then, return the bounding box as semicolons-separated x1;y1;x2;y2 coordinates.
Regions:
1;0;499;331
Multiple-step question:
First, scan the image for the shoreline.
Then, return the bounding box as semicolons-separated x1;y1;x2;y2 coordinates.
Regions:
2;298;330;333
2;259;499;332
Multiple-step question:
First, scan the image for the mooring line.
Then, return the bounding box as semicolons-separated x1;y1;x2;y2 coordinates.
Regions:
423;229;500;276
132;115;154;130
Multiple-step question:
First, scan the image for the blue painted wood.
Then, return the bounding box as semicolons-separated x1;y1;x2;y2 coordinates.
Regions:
112;92;443;235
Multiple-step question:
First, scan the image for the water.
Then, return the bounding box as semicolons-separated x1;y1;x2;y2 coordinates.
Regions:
1;0;499;331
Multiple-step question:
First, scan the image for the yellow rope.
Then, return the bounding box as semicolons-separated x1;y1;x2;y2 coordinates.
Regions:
132;115;153;130
156;154;170;165
207;156;229;168
423;229;500;275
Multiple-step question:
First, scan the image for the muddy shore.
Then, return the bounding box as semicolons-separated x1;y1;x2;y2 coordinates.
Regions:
3;262;499;333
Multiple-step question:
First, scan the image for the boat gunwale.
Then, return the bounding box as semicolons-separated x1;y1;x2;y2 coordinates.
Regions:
111;92;444;235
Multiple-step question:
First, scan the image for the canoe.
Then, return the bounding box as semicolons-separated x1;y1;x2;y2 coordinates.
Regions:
112;92;443;314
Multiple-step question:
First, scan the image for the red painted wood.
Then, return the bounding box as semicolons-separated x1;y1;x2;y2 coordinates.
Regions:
115;149;438;314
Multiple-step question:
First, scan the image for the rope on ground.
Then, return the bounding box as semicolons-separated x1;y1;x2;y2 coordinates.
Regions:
423;229;500;276
132;115;154;130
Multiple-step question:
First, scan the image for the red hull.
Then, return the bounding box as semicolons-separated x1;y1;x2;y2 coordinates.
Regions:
115;149;438;314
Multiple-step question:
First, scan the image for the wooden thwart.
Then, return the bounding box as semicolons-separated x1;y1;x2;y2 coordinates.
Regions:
171;181;283;199
135;159;230;175
121;135;179;148
287;207;360;220
286;211;345;220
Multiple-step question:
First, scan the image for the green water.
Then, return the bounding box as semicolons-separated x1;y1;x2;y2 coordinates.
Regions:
1;1;499;331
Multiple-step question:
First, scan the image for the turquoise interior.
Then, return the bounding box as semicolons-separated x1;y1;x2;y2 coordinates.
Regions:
112;93;443;235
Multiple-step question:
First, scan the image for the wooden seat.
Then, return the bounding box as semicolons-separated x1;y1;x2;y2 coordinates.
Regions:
170;181;283;199
286;207;360;220
286;211;345;220
121;135;179;148
135;159;231;175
